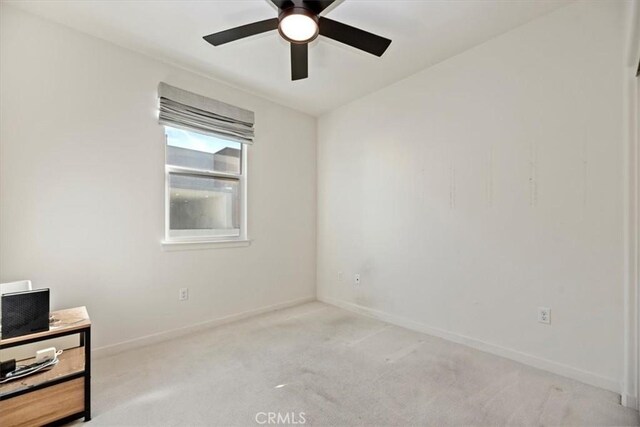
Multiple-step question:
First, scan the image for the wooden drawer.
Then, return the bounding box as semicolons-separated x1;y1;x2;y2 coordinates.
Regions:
0;378;84;427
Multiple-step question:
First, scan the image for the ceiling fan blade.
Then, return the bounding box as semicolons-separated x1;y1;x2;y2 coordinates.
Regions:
302;0;336;14
203;18;279;46
291;43;308;81
270;0;295;9
318;17;391;57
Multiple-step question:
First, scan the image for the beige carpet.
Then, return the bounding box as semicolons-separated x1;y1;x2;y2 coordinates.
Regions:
84;302;638;426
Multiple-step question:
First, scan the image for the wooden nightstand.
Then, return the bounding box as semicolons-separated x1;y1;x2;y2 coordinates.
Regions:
0;306;91;426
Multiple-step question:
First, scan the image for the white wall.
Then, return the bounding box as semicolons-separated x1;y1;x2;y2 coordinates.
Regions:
0;5;317;350
317;1;628;392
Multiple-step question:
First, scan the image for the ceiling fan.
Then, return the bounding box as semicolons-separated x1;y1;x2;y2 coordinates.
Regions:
203;0;392;81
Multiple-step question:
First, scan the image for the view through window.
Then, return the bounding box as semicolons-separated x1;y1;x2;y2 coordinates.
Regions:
165;127;244;241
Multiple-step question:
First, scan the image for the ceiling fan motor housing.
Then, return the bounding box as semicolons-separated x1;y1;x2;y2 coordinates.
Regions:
278;6;319;44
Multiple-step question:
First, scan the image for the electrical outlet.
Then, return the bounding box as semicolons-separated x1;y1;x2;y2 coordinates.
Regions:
338;271;343;282
354;274;361;285
179;288;189;301
538;307;550;324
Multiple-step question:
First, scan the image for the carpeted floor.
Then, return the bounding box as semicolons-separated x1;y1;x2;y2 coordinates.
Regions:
84;302;639;426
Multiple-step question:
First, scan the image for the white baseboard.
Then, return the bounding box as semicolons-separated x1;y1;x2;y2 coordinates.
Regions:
93;295;316;359
622;393;638;410
318;294;622;395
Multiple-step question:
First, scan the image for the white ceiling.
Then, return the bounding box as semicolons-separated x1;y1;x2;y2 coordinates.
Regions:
7;0;571;116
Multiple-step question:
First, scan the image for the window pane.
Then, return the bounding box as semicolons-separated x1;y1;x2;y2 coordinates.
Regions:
166;127;241;174
169;173;240;238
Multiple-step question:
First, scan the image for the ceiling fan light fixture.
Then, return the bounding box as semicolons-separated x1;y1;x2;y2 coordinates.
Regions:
278;7;319;43
203;0;392;81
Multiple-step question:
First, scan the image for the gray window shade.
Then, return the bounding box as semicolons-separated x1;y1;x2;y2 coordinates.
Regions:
158;82;255;144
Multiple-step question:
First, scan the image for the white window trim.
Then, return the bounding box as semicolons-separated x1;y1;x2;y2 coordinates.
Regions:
161;131;249;249
161;239;251;251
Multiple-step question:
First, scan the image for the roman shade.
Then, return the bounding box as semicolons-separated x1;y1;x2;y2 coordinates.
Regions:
158;82;255;144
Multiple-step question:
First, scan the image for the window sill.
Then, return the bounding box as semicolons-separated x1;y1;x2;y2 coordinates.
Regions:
161;239;251;251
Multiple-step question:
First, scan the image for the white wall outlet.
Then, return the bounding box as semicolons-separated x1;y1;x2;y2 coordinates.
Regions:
179;288;189;301
338;271;343;282
354;274;361;285
538;307;551;324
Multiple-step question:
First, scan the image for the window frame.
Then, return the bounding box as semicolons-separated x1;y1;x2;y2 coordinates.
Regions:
162;128;248;246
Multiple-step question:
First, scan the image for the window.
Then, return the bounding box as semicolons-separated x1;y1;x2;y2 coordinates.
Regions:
157;82;253;246
164;127;246;242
